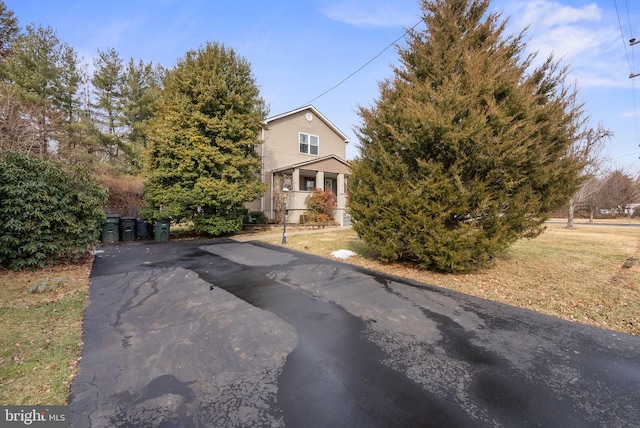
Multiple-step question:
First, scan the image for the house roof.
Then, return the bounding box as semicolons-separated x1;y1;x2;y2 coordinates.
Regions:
265;105;350;144
272;154;351;174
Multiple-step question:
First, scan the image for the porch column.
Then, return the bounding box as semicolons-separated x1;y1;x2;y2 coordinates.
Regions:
316;171;324;190
292;168;300;191
337;173;345;198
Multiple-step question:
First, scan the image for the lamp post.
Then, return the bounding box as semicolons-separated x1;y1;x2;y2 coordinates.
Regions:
281;186;290;244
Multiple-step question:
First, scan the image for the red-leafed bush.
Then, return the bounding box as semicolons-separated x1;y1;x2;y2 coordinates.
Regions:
305;188;336;223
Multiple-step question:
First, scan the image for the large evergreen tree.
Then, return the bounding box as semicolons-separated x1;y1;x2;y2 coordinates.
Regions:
0;0;164;189
90;48;124;162
349;0;588;272
87;49;162;171
143;42;267;235
119;58;163;172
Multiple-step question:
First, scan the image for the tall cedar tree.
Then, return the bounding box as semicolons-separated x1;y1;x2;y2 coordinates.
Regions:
143;42;267;235
350;0;587;272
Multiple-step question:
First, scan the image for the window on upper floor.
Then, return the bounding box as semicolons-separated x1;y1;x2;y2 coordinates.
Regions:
299;133;319;155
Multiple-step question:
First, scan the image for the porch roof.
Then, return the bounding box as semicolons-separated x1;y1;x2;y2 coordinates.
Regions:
271;154;351;175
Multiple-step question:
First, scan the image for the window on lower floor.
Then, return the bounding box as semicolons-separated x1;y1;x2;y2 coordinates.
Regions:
304;177;315;191
299;133;319;155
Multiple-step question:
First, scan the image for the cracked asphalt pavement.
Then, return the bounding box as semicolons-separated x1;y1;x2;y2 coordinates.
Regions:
70;238;640;427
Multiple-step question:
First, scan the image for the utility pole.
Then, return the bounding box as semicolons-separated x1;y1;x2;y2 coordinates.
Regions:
630;39;640;78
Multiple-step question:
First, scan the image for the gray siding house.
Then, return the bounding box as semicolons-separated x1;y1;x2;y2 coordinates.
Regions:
247;105;351;226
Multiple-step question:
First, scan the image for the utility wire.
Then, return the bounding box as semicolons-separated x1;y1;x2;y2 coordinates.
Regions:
624;0;640;153
614;0;640;157
613;0;632;73
302;20;423;107
625;0;634;69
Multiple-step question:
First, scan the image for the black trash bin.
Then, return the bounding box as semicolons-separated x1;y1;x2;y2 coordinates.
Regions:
154;219;170;242
136;218;151;239
102;215;120;244
120;217;136;241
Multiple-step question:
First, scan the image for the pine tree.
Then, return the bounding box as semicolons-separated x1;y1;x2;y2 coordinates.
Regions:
0;24;74;159
0;1;20;62
119;59;163;172
143;42;267;235
349;0;587;272
90;48;124;162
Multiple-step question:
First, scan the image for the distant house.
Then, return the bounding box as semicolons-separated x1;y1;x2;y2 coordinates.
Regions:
246;105;351;226
624;203;640;216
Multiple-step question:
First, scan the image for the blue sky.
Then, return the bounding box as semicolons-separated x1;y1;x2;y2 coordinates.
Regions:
5;0;640;174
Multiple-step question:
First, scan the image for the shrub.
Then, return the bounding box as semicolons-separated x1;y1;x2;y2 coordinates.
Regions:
305;188;336;223
301;212;333;224
0;150;108;270
245;210;268;224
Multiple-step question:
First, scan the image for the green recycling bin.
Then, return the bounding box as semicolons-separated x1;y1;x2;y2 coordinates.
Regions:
154;219;170;242
102;214;120;243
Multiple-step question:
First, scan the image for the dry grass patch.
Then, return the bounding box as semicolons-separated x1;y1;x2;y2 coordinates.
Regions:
261;224;640;335
0;260;92;404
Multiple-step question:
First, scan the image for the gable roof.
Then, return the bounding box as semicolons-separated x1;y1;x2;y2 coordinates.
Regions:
265;105;350;144
272;154;351;174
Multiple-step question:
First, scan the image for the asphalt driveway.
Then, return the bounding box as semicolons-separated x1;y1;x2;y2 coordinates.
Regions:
70;238;640;427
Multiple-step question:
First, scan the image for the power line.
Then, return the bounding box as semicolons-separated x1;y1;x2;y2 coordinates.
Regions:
613;0;633;74
301;20;423;107
625;0;634;71
624;0;640;154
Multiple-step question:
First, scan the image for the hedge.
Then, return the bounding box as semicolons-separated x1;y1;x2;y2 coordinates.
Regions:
0;150;108;270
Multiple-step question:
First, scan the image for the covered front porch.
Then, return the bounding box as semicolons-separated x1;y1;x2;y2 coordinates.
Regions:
269;155;350;226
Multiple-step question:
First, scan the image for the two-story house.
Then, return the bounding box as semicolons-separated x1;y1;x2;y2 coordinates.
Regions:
247;105;351;226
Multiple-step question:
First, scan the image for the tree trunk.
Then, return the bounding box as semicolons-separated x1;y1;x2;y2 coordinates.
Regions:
567;198;575;228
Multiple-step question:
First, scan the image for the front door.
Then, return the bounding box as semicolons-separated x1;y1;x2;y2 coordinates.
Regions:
324;178;336;195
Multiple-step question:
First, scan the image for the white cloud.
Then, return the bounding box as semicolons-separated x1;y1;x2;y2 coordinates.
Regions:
520;0;601;27
499;0;625;88
320;0;418;27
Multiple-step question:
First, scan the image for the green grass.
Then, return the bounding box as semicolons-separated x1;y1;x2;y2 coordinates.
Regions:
0;264;90;405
